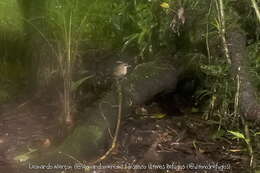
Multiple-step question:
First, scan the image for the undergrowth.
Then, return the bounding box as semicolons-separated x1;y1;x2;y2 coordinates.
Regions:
0;0;259;171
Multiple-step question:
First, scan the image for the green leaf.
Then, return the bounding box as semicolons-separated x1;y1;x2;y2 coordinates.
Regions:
254;132;260;135
200;64;225;76
14;149;38;162
71;75;94;92
14;154;30;162
228;131;245;140
245;138;250;145
150;113;167;119
137;29;147;45
122;33;139;51
160;2;170;9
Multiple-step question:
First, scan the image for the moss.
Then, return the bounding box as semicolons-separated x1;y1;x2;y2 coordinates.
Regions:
58;125;104;157
128;61;174;82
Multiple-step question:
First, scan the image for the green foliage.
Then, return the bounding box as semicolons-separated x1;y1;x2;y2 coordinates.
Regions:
227;126;255;162
228;130;249;144
0;0;258;119
0;30;27;103
122;2;155;56
121;1;164;57
200;64;227;77
0;0;259;170
71;75;93;92
0;0;23;32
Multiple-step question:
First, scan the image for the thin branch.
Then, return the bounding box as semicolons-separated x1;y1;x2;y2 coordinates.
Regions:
250;0;260;23
99;103;113;139
206;0;213;63
216;0;231;64
90;80;123;164
59;81;123;168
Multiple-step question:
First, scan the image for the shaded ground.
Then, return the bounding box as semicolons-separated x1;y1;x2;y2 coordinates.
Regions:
102;116;249;173
0;92;252;173
0;92;62;172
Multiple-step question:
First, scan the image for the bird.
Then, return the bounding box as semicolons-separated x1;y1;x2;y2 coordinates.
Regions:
113;61;130;79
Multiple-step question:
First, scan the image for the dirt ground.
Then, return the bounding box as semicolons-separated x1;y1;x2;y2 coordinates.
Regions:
0;92;252;173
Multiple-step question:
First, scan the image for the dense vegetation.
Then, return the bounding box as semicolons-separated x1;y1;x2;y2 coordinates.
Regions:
0;0;260;172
